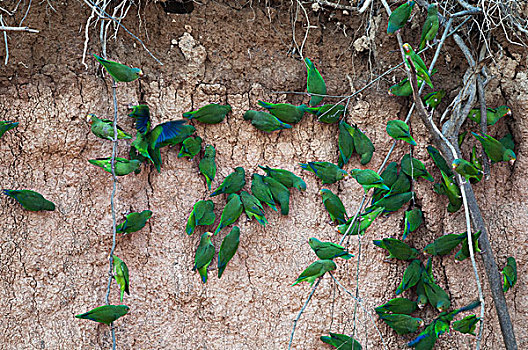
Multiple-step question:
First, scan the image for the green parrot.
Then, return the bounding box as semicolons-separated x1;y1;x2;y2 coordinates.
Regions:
193;232;215;283
387;0;415;34
320;333;362;350
396;259;421;295
320;189;348;224
379;313;423;335
349;169;390;192
243;110;292;132
0;121;18;139
93;54;143;82
386;119;417;146
401;154;434;182
258;165;306;191
353;125;375;165
427;145;453;176
88;114;132;140
453;315;480;335
375;297;418;316
337;206;384;235
178;136;202;159
407;323;437;349
403;207;423;240
112;255;129;302
423;279;451;312
75;305;129;325
263;176;290;215
471;132;516;164
251;173;277;211
306;104;345;124
338;120;355;168
372;162;398;202
387;170;411;196
416;280;428;310
116;210;152;234
370;191;413;213
182;103;231;124
418;4;439;50
388;75;436;96
471;145;484;171
300;161;348;184
499;133;515;151
185;200;215;235
240;191;267;226
199;145;217;190
423;90;445;109
127;105;151;135
210;167;246;197
308;237;353;260
467;105;511;126
423;233;465;256
218;226;240;278
88;157;141;176
452;159;483;182
257;101;307;124
403;43;433;88
215;194;243;235
373;238;420;261
437;169;462;213
3;189;55;211
502;257;517;292
292;259;336;286
305;58;327;106
455;230;482;261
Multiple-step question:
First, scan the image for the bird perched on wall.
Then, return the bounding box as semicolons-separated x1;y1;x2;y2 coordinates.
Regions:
193;232;215;283
88;157;142;176
88;114;132;140
112;255;129;302
93;54;143;83
257;101;307;124
300;161;348;184
218;226;240;278
183;103;231;124
199;145;217;190
292;259;336;286
243;110;292;132
3;189;55;211
116;210;153;234
210;167;246;197
305;58;327;106
75;305;129;325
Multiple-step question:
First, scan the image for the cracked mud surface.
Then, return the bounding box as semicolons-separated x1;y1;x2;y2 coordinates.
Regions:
0;2;526;349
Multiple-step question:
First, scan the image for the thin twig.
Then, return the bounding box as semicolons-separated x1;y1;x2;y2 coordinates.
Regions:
19;0;31;26
288;278;321;350
0;16;9;65
0;25;38;32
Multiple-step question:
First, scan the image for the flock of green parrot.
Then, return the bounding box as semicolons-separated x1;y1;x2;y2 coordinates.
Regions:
0;5;520;347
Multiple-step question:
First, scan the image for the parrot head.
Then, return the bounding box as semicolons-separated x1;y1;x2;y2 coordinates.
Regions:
403;43;412;54
505;149;516;165
451;159;461;170
133;68;144;78
87;113;98;124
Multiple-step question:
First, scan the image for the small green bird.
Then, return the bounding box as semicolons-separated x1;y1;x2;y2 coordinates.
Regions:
438;170;462;213
387;1;415;34
75;305;129;325
88;114;132;141
401;154;434;182
178;136;202;159
373;162;398;202
0;121;18;139
251;173;277;211
215;194;243;235
308;237;353;260
387;170;411;196
88;157;142;176
419;4;439;50
185;200;215;235
427;145;453;177
300;161;348;184
423;90;445;109
403;43;433;88
182;103;231;124
292;259;336;286
243;110;292;132
127;105;151;135
370;191;413;213
375;297;418;316
423;279;451;312
353;125;375;165
320;333;362;350
502;257;517;292
320;189;348;224
403;207;423;240
499;133;515;151
258;165;306;191
467;105;511;126
373;238;420;261
112;255;129;302
193;232;215;283
472;132;516;165
423;233;465;256
386;120;417;146
240;191;267;226
257;101;307;124
452;315;481;335
3;189;55;211
416;279;429;309
93;54;142;82
407;324;437;349
349;169;390;192
210;167;246;197
452;159;483;183
263;176;290;215
199;145;217;190
379;313;423;335
116;210;153;234
396;259;421;295
337;207;384;235
218;226;240;278
338;120;355;168
455;230;482;261
389;69;438;96
306;104;345;124
305;58;327;106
